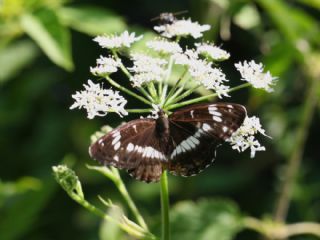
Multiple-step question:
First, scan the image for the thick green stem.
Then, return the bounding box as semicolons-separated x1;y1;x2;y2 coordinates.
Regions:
160;171;170;240
105;76;152;105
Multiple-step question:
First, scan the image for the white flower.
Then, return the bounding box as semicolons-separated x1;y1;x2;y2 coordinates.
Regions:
93;31;143;49
146;38;182;54
235;60;277;92
90;56;121;76
154;18;211;39
70;80;128;119
128;53;167;87
227;116;268;158
196;43;230;61
199;68;230;98
174;49;230;97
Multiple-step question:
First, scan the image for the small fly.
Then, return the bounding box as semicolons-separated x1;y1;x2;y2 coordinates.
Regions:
151;10;188;24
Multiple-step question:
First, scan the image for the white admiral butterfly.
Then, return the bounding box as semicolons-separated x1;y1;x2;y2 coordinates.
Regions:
89;103;246;183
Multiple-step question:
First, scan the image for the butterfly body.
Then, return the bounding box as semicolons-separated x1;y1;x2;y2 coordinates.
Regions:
89;103;246;183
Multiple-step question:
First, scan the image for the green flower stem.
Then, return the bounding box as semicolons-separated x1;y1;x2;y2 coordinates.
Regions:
160;170;170;240
160;57;174;106
111;168;149;231
166;82;251;110
67;192;144;238
165;68;189;104
165;85;200;107
87;165;149;231
163;85;186;108
126;109;153;113
112;50;153;101
148;82;159;102
105;76;152;105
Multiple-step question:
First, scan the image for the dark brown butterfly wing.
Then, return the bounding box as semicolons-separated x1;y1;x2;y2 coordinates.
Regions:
168;103;246;177
89;119;167;183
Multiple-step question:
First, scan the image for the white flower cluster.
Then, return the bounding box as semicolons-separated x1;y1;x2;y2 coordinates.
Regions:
154;18;210;38
128;53;167;87
90;56;121;76
70;80;128;119
196;43;230;61
235;60;276;92
94;31;142;49
146;38;182;54
227;116;268;158
173;49;230;98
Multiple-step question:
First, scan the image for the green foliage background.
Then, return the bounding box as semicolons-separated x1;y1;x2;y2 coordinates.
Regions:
0;0;319;239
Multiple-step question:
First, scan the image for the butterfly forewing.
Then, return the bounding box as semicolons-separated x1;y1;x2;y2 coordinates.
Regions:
167;103;246;177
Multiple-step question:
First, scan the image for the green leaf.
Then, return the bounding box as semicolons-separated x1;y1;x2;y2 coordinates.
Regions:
257;0;320;46
233;4;261;29
57;6;127;36
0;176;57;240
20;9;73;71
171;199;243;240
99;207;126;240
296;0;320;10
0;40;39;84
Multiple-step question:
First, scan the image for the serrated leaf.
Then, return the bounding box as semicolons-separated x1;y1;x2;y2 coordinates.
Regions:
20;9;73;71
0;40;39;84
171;199;243;240
57;6;127;36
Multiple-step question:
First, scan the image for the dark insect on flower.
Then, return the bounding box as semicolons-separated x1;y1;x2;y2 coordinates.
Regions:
151;10;188;24
89;103;246;183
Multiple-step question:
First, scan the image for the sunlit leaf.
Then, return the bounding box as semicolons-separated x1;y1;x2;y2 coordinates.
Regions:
20;9;73;71
233;4;261;29
171;199;243;240
57;6;127;36
99;207;125;240
0;40;39;84
257;0;320;47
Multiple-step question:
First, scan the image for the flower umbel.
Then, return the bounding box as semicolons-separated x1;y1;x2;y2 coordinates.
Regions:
235;60;276;92
227;116;267;158
70;80;128;119
129;53;167;87
154;18;211;38
196;42;230;61
90;56;121;76
94;31;143;49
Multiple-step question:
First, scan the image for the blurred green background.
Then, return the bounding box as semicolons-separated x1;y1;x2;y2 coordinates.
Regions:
1;0;320;239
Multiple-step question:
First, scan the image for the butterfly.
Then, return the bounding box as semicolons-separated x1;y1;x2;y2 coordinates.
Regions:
89;103;246;183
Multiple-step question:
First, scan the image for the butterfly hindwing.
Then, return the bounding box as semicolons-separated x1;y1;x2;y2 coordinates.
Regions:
168;103;246;177
168;120;219;176
89;119;166;183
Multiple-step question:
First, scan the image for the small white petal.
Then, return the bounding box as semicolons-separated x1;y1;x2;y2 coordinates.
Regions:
93;31;143;49
70;80;128;119
154;18;210;39
235;60;277;92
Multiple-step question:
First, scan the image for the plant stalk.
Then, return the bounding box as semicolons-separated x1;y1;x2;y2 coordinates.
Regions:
160;170;170;240
273;71;320;222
